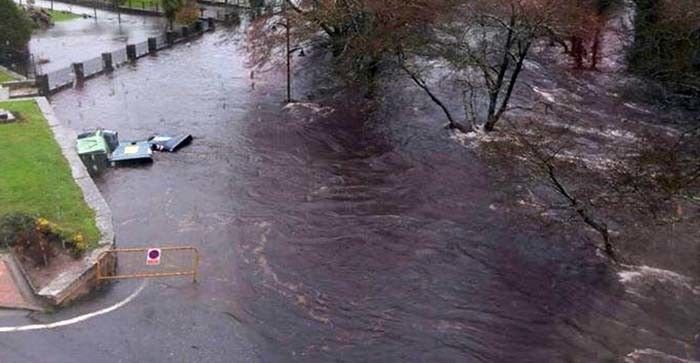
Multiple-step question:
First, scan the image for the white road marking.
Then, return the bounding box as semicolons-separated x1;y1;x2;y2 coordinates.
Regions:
0;281;147;333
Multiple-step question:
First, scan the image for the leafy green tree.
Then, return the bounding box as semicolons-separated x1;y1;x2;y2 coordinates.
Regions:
0;0;33;53
162;0;182;30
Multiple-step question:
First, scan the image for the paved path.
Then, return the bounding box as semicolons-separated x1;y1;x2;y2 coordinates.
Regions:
0;258;32;311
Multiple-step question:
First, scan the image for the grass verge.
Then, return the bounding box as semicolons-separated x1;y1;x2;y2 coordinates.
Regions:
0;100;100;248
48;9;81;22
0;69;15;83
121;0;161;10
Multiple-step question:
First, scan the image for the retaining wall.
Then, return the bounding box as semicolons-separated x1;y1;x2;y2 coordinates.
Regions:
29;97;117;306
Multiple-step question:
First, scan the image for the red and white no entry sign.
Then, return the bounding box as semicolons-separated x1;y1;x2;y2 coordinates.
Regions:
146;248;161;265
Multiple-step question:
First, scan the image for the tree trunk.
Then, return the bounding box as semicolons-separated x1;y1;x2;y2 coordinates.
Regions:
590;26;602;70
571;36;585;69
546;164;618;262
365;58;379;98
485;41;531;132
401;63;470;133
484;15;516;131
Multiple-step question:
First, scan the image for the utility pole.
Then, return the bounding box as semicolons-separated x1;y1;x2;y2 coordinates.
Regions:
285;0;291;103
113;0;121;23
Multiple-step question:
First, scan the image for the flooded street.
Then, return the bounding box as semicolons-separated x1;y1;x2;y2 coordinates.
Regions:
2;12;700;363
22;0;165;73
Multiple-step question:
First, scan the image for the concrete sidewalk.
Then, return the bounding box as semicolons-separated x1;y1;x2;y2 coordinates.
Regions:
0;255;42;311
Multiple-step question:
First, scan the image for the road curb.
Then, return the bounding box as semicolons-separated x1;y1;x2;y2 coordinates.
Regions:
11;98;117;307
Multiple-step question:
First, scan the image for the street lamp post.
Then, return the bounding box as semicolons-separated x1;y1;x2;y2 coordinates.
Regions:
285;11;291;102
115;0;121;23
273;2;304;103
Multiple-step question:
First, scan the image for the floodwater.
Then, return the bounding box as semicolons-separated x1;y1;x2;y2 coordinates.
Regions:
13;13;700;363
21;0;165;73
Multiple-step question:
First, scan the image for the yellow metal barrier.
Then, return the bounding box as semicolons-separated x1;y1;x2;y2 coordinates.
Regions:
96;246;200;283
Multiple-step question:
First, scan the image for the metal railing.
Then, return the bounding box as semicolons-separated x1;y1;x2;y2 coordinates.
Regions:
33;18;215;95
96;246;200;283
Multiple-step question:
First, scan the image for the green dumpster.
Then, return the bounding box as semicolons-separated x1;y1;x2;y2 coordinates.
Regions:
76;130;110;176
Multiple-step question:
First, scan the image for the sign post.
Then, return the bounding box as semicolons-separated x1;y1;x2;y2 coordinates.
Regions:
96;246;200;283
146;248;161;265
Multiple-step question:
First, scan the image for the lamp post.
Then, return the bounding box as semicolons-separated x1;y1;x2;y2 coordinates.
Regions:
273;3;305;103
114;0;121;23
285;11;291;102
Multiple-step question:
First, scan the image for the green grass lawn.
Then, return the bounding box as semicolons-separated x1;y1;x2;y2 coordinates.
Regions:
0;69;15;83
47;9;81;22
0;100;100;247
121;0;161;10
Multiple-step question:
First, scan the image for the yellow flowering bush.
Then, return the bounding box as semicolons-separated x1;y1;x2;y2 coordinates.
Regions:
71;233;88;256
1;214;88;264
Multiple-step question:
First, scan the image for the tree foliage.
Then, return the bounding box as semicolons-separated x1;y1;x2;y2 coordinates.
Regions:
248;0;452;94
175;0;199;26
247;0;698;129
630;0;700;95
400;0;566;131
547;0;621;70
0;0;33;53
162;0;183;30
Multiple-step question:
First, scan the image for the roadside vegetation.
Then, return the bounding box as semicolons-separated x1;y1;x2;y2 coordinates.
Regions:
629;0;700;105
161;0;199;29
0;100;100;266
47;9;80;22
0;0;33;66
0;69;16;83
121;0;161;10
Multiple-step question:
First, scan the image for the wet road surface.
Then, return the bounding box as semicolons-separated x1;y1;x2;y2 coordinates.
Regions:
1;20;700;363
21;0;165;74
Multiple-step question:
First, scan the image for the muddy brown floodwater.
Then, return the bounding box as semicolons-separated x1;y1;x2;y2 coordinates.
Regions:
35;24;700;362
23;0;166;74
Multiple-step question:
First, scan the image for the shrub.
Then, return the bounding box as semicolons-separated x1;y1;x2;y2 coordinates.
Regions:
175;0;199;26
68;233;88;258
0;213;88;266
0;0;33;52
630;0;700;97
0;212;36;248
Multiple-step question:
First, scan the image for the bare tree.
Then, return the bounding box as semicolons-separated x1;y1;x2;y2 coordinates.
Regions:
480;116;700;263
547;0;621;70
398;0;563;132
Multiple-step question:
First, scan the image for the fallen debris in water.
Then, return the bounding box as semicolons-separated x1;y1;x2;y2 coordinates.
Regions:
76;129;192;174
111;141;153;164
76;129;117;175
148;134;193;152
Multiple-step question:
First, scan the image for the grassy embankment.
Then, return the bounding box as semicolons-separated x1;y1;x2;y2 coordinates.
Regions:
47;9;80;22
121;0;160;10
0;100;100;247
0;69;15;83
